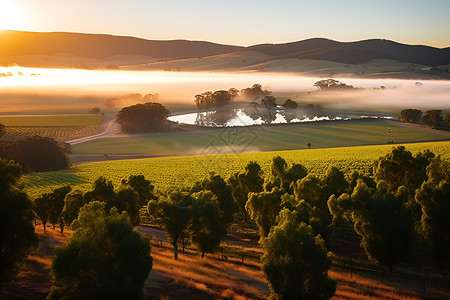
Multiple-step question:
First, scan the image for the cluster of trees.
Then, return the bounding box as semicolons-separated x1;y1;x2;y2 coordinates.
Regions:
194;88;239;108
116;102;171;133
33;175;156;235
0;136;70;172
313;79;355;91
0;159;38;286
194;84;298;110
400;108;450;129
31;175;155;299
227;147;448;298
148;174;234;259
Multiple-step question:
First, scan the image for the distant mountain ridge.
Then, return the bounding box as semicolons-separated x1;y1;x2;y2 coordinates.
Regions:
1;30;450;67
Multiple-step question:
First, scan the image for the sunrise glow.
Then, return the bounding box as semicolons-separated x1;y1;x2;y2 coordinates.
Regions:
0;1;25;30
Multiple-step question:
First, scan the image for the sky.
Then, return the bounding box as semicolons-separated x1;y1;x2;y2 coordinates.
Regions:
1;0;450;47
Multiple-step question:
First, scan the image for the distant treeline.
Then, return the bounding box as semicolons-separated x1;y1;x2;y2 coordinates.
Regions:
400;109;450;129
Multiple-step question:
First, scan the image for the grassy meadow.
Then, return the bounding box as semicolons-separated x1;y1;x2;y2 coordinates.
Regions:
71;119;449;158
22;141;450;199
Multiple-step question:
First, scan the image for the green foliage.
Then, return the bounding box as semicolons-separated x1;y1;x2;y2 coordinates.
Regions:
422;110;444;128
373;146;434;194
48;185;72;233
261;209;336;300
399;109;422;123
191;191;227;258
246;187;285;239
147;191;193;259
269;156;308;194
0;159;38;285
61;190;89;227
84;176;116;203
106;187;140;226
34;194;51;233
121;174;156;207
416;179;450;267
48;202;152;300
199;174;235;227
228;161;264;218
0;136;70;172
329;180;414;270
116;102;170;133
323;166;348;198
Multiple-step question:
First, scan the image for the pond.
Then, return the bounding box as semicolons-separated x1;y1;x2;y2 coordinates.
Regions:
168;107;393;127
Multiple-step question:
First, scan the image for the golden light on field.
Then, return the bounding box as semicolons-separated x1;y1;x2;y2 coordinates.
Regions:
0;1;25;30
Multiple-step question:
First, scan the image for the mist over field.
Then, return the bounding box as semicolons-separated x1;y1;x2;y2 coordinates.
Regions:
0;66;449;114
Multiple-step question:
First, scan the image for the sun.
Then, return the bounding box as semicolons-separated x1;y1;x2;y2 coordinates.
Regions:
0;1;25;30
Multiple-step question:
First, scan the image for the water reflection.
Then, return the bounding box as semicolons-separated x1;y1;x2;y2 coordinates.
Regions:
168;107;393;127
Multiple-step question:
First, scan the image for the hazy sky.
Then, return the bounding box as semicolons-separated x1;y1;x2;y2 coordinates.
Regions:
2;0;450;47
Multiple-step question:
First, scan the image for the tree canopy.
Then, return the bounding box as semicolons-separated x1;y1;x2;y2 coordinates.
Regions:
116;102;171;133
261;208;336;300
399;109;422;124
48;202;152;300
0;136;70;172
0;158;38;285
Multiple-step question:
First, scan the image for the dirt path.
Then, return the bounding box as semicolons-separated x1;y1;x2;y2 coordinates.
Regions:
65;114;121;145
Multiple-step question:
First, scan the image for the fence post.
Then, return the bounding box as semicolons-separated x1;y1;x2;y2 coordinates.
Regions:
242;253;244;265
160;240;163;247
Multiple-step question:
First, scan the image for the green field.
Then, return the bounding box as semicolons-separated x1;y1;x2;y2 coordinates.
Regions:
22;141;450;199
0;114;104;141
71;119;449;158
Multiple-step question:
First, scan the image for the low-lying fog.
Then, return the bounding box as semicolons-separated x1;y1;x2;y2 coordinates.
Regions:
0;66;449;114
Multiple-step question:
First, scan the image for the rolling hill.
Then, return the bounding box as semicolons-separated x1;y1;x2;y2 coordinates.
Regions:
1;30;450;78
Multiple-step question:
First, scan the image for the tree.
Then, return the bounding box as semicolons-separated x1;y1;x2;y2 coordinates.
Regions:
328;181;414;271
199;174;235;227
269;156;307;194
147;191;193;260
240;84;271;102
227;161;264;219
246;187;284;239
48;185;72;234
34;194;51;234
399;109;422;123
446;113;450;127
0;136;70;172
61;190;89;227
261;209;336;300
282;99;297;109
48;202;152;300
191;191;227;258
84;176;116;204
293;174;332;241
313;79;354;90
416;176;450;266
373;146;434;195
116;102;170;133
306;142;311;149
121;175;156;207
422;110;444;128
106;187;141;226
322;166;348;198
0;159;38;285
90;107;101;114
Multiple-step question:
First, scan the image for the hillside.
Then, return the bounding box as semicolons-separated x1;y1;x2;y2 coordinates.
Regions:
1;31;450;78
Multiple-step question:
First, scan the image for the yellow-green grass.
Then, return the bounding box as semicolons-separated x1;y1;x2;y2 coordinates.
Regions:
22;141;449;199
71;120;449;156
0;114;104;142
